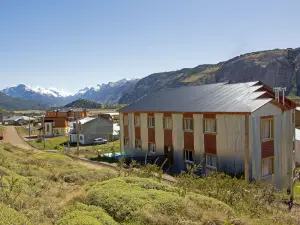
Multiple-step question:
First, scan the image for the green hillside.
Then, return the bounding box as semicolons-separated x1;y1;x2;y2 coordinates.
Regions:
65;98;102;108
0;142;299;224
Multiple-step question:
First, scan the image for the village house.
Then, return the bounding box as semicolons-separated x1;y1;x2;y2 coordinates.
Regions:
44;108;88;137
69;114;115;145
118;81;296;189
3;115;36;126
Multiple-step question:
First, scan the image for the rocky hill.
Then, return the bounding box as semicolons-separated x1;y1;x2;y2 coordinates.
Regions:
119;48;300;104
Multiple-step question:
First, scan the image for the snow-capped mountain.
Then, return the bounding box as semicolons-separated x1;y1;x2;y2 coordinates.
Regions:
75;79;139;104
1;84;75;107
1;78;139;107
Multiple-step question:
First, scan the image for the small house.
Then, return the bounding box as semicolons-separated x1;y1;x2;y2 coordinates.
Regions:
69;115;114;145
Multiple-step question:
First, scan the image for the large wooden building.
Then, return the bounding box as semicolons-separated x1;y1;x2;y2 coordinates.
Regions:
44;108;88;137
119;81;296;189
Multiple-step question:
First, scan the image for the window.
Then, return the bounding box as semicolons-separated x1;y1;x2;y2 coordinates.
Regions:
206;154;217;168
148;117;155;128
183;118;193;131
80;136;83;141
135;116;141;127
123;115;129;126
52;122;55;127
135;139;142;149
124;137;129;147
204;119;216;133
46;124;50;132
262;157;274;177
148;143;156;153
261;118;273;140
164;117;172;129
184;149;194;162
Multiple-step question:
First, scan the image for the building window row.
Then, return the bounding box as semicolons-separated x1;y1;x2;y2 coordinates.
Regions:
126;115;217;133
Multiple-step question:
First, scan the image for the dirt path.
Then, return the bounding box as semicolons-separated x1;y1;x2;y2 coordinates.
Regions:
3;126;176;183
3;126;40;152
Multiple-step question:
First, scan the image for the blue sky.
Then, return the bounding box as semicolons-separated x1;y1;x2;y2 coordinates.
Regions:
0;0;300;94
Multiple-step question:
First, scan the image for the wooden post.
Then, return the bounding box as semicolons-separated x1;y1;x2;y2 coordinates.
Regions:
28;115;31;138
42;115;45;149
244;115;249;182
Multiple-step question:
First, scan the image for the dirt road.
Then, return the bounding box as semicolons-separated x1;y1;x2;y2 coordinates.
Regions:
3;126;38;151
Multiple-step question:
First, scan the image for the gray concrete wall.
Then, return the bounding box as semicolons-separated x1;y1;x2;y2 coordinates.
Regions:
80;118;113;145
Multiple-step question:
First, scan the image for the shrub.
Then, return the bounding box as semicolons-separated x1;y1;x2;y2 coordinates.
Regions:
57;202;117;225
0;203;32;225
79;177;233;224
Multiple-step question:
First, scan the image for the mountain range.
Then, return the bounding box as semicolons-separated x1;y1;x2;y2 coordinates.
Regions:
1;47;300;110
1;79;139;108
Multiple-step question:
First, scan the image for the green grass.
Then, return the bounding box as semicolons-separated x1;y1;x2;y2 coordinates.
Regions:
27;135;68;151
0;142;299;224
15;126;39;136
0;143;117;224
72;140;120;159
0;125;4;136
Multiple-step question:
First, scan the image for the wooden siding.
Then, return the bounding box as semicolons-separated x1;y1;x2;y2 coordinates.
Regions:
148;128;155;143
164;129;172;147
124;125;129;137
183;112;193;118
184;132;194;150
261;140;274;158
163;112;172;117
204;134;217;154
135;127;141;139
204;114;216;119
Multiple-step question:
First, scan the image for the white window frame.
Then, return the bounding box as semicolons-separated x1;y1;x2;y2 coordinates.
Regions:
124;137;129;147
135;139;142;150
164;117;172;129
135;116;141;127
206;154;217;169
204;119;217;134
148;143;156;154
261;157;274;177
183;118;193;131
261;118;273;141
184;149;194;163
148;117;155;128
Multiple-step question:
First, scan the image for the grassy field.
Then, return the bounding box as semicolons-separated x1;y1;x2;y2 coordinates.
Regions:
15;126;39;136
71;140;120;159
27;136;68;151
0;142;299;224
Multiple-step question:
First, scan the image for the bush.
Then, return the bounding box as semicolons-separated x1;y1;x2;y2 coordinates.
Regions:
79;177;233;224
0;203;32;225
58;202;117;225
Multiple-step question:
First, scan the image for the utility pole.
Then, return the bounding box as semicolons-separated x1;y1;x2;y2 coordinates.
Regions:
76;112;80;156
28;114;31;138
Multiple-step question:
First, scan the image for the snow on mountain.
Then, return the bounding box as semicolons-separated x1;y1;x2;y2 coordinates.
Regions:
1;78;139;106
2;85;72;98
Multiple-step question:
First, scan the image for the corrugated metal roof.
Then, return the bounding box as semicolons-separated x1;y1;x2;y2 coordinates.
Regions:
119;81;272;113
78;117;96;124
